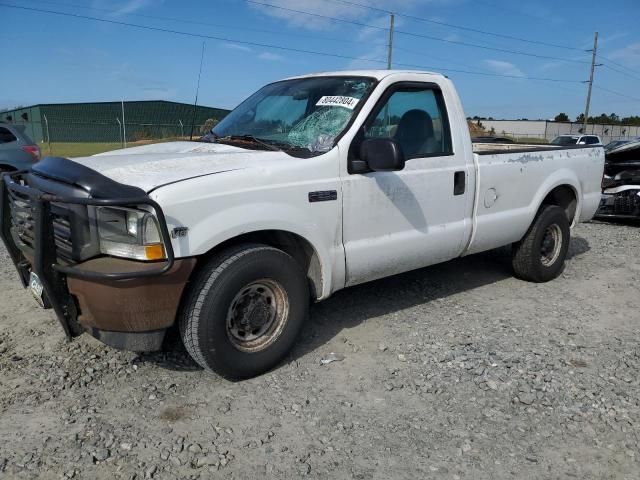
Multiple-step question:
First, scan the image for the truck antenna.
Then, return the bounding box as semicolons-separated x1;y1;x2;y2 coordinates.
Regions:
190;40;206;141
387;13;395;70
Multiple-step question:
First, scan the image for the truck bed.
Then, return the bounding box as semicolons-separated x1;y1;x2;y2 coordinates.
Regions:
472;143;589;154
467;144;605;255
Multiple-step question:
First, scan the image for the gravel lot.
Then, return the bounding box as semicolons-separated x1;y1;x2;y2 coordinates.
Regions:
1;221;639;479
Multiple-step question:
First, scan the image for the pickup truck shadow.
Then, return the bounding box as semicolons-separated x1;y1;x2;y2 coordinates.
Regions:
592;217;640;228
291;234;591;361
138;236;590;373
374;173;427;230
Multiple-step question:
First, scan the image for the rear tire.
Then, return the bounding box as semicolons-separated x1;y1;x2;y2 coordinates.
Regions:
179;244;309;379
511;205;570;282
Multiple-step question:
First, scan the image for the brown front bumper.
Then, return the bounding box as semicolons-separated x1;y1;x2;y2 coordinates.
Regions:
67;257;196;333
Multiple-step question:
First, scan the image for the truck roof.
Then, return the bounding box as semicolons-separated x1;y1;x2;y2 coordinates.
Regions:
285;69;445;81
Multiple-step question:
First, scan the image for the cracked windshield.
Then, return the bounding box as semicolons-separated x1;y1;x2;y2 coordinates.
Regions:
211;76;375;154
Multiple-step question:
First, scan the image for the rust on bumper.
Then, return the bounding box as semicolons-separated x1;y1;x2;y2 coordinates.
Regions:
67;257;196;332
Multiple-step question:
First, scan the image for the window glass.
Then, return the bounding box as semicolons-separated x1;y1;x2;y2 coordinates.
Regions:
0;127;17;144
551;136;578;145
586;136;599;144
212;76;376;154
254;96;307;132
365;87;452;157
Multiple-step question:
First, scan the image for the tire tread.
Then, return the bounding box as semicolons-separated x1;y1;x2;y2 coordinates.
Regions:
512;205;569;282
179;244;283;372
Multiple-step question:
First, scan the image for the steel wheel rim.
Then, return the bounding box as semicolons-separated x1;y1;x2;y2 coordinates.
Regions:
540;224;562;267
226;279;289;353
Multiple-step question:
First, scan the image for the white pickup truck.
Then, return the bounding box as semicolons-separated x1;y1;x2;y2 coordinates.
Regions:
1;70;604;379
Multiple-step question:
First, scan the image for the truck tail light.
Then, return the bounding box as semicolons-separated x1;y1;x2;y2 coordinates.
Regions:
21;145;41;161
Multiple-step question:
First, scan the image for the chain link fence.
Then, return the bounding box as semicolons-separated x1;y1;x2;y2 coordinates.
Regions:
1;101;228;158
480;119;640;145
10;119;213;158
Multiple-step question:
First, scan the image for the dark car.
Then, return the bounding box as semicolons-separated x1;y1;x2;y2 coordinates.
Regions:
0;123;41;172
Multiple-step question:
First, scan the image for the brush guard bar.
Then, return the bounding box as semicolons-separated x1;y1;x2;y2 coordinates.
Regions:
0;170;175;339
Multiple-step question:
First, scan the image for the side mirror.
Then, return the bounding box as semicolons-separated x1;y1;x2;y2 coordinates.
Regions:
359;138;405;172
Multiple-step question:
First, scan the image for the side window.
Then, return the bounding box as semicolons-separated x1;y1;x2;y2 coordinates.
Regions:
364;86;452;158
586;136;599;144
0;127;18;144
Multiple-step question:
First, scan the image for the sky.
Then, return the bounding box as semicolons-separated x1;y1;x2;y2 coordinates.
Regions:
1;0;640;120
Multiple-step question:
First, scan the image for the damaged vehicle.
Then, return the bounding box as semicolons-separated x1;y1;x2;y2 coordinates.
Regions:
0;70;605;379
597;139;640;219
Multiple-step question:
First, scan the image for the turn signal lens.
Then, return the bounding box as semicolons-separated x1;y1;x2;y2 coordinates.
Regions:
144;244;165;261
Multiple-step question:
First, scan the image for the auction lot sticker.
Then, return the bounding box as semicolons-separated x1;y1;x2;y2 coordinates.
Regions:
316;96;360;109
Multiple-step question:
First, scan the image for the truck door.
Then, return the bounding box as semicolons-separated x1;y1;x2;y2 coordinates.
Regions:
341;82;473;286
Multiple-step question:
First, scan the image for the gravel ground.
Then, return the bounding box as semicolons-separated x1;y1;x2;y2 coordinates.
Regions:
0;221;639;480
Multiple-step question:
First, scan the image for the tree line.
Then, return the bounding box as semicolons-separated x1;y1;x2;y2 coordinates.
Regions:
469;114;640;126
554;113;640;125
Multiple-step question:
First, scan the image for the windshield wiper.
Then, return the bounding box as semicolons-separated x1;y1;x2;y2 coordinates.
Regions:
215;135;284;152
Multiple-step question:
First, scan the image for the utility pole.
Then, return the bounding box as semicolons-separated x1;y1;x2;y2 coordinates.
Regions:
121;100;127;148
43;114;51;155
387;13;394;70
190;41;206;140
116;118;123;148
583;32;599;133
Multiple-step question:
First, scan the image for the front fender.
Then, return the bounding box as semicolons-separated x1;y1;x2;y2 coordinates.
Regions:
150;173;343;299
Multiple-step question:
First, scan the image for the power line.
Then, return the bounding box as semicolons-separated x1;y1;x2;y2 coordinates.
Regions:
320;0;584;51
0;3;386;63
466;0;566;26
26;0;389;48
247;0;590;64
394;31;589;64
394;45;483;71
393;61;585;83
600;56;640;77
393;44;585;82
594;86;640;103
0;3;587;85
24;0;590;82
246;0;388;34
602;64;640;83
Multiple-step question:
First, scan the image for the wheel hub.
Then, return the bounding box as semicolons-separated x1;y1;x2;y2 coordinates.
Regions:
226;279;289;352
234;292;274;334
540;223;562;267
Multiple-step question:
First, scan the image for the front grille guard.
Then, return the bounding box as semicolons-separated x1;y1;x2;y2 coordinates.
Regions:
0;171;176;339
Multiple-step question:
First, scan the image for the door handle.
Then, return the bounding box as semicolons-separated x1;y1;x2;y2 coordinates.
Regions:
454;171;465;195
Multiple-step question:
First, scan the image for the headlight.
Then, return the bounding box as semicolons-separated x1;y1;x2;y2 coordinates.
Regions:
96;206;166;261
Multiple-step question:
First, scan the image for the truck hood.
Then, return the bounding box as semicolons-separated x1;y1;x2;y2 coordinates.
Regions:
69;141;290;192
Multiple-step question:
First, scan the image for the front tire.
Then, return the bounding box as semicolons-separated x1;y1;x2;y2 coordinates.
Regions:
179;244;309;379
511;205;570;282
